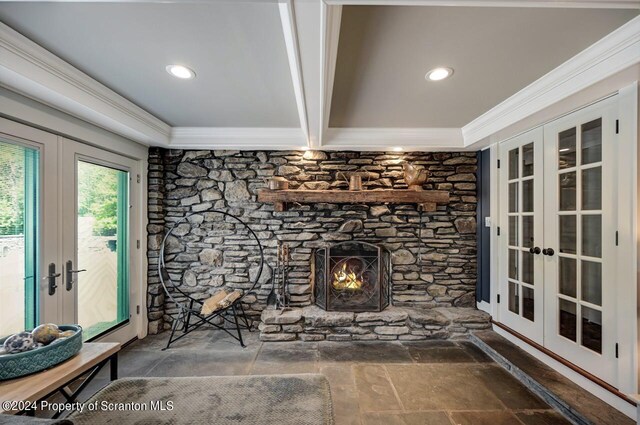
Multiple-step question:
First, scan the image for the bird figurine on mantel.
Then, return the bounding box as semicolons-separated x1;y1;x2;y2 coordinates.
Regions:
403;163;429;190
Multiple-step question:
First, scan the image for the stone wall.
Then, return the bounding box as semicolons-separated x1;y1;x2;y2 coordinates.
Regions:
146;148;478;334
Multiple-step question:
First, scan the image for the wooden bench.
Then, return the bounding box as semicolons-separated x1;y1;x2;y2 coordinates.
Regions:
0;342;120;418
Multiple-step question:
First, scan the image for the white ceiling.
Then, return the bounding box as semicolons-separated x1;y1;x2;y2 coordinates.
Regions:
0;2;300;127
330;5;638;128
0;1;638;150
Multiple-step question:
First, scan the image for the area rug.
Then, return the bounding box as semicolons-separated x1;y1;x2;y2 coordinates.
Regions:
68;374;334;425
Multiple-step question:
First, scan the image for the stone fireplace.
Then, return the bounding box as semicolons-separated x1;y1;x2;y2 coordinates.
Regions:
147;148;486;338
313;241;390;312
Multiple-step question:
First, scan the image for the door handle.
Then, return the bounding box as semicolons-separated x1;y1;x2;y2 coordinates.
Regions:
65;260;86;291
43;263;61;295
529;246;541;255
542;248;555;256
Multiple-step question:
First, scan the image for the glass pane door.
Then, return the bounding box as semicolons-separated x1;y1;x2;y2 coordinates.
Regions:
0;139;39;337
543;99;616;385
499;128;544;343
555;120;603;352
62;138;138;344
76;161;129;340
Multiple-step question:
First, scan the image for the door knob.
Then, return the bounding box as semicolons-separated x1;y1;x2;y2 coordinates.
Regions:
529;247;541;255
542;248;555;256
65;260;86;291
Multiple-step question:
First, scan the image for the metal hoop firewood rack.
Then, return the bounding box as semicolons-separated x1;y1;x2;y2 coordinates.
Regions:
158;209;264;350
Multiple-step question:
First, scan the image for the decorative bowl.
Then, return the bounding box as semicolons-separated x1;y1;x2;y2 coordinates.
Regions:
0;325;82;381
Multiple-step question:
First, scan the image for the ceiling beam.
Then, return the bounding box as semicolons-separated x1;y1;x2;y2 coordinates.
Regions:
0;21;171;146
290;0;324;148
278;0;310;147
324;127;466;150
170;127;306;149
320;3;342;143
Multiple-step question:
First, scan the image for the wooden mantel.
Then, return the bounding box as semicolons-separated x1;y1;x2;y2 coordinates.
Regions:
258;189;449;212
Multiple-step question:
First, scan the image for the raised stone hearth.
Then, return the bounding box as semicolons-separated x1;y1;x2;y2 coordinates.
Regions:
259;306;491;342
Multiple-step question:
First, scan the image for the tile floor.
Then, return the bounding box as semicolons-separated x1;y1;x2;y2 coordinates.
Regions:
86;330;571;425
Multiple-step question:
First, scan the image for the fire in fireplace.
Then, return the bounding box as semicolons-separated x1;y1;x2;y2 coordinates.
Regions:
313;241;390;312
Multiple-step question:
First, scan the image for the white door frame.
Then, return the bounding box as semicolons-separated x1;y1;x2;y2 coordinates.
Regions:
613;83;638;394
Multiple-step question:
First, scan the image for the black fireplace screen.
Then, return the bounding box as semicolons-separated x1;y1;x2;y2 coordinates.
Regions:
313;241;390;312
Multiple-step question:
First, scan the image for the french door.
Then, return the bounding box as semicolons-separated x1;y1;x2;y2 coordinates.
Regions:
61;139;139;343
543;100;617;384
498;128;545;344
498;97;618;386
0;117;139;344
0;124;57;338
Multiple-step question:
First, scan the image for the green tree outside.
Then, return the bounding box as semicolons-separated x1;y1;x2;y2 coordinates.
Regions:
0;143;26;236
78;162;119;236
0;149;120;237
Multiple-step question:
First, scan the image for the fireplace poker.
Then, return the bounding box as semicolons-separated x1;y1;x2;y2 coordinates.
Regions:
275;242;292;310
266;242;279;308
273;241;282;309
281;244;291;308
417;207;424;265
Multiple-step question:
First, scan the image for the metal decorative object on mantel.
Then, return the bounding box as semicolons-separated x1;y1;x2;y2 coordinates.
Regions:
264;176;289;190
337;171;370;191
403;163;429;190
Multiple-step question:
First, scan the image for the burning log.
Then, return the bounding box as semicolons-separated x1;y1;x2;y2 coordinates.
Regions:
333;263;364;290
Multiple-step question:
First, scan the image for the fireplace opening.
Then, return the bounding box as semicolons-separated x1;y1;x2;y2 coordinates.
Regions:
313;241;390;312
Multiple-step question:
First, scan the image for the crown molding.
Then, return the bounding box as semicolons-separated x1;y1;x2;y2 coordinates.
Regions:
462;14;640;147
170;127;307;149
0;21;171;146
323;127;465;150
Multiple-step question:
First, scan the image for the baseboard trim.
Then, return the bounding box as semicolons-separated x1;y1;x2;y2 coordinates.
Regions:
491;320;636;407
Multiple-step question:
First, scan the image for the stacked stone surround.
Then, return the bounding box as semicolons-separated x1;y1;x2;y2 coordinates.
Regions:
260;306;491;341
146;148;479;335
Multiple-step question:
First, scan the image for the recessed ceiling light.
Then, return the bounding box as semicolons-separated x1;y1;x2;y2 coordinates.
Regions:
166;64;196;79
426;67;453;81
559;148;571;152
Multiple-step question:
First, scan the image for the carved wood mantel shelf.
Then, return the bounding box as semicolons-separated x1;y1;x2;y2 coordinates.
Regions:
257;189;450;212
